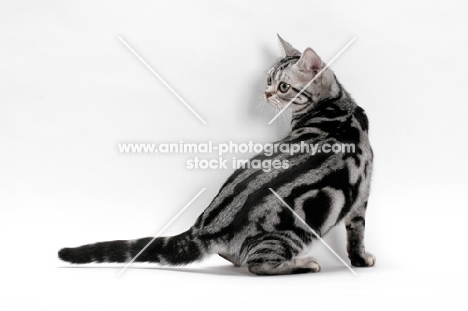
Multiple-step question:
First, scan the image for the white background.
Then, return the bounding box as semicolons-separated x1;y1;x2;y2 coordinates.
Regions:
1;1;468;310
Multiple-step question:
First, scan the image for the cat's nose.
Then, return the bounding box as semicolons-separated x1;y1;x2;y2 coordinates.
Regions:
264;92;272;98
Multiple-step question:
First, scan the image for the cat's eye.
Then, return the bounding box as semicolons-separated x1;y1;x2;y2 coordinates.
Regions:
278;82;290;93
267;76;272;86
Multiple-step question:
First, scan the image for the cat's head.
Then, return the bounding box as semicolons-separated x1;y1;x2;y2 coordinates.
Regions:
265;35;339;113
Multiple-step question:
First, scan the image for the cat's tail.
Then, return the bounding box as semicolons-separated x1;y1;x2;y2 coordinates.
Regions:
58;228;206;265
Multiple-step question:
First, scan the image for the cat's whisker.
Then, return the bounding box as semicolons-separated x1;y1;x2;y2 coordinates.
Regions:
273;98;287;126
275;105;280;130
259;99;266;116
254;92;269;116
282;110;288;127
255;98;265;115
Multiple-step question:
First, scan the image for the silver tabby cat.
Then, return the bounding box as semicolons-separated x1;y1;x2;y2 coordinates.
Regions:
58;36;376;275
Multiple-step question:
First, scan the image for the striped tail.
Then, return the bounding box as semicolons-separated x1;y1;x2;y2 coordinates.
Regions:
58;229;205;266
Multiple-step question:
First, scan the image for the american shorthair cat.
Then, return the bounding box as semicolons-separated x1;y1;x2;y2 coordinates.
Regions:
59;35;375;275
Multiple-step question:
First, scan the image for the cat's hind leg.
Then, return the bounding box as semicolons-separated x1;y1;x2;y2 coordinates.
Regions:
345;201;376;267
244;237;320;275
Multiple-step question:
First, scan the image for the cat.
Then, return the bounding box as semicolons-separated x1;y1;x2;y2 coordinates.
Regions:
58;35;375;275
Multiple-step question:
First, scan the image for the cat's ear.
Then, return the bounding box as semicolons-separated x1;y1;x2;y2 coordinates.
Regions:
277;34;301;57
295;48;323;74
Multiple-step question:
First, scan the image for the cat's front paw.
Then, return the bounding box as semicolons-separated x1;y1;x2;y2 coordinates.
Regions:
349;252;376;267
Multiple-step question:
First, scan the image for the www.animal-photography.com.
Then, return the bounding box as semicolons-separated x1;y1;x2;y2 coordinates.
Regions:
1;1;467;310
